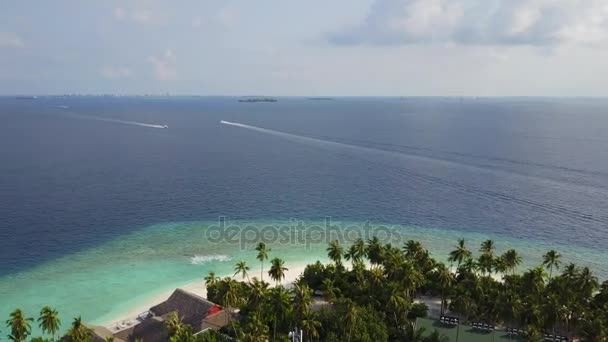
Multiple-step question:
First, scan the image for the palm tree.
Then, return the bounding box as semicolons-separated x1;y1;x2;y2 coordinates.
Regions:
493;255;507;275
204;271;219;287
255;242;271;281
66;316;92;342
234;260;250;282
436;264;454;315
522;266;546;296
268;257;288;285
403;322;426;342
368;265;385;288
352;260;367;290
5;309;33;342
403;240;424;260
38;306;61;341
344;301;360;342
222;278;241;338
326;240;344;268
300;315;321;342
164;312;185;337
479;239;496;256
477;253;494;276
578;266;599;298
292;283;313;322
395;261;424;300
247;278;269;313
353;238;366;259
459;257;478;275
577;316;608;342
345;238;366;266
502;249;522;275
542;250;561;278
241;313;269;342
387;289;408;329
448;238;472;271
365;236;383;265
269;286;291;341
321;278;339;303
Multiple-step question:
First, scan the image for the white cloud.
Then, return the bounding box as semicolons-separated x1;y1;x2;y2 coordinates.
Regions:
113;7;161;25
0;32;24;48
329;0;608;46
147;49;177;80
101;66;133;79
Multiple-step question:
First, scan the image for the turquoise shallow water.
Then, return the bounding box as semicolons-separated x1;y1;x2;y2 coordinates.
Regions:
1;219;607;337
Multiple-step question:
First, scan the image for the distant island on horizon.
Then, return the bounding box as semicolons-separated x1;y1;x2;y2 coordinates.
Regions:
307;97;334;100
238;97;277;103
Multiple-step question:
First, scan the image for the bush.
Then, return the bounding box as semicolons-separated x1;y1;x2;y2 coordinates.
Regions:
300;261;332;290
407;302;428;320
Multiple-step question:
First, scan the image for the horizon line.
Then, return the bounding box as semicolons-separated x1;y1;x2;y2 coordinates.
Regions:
2;94;608;99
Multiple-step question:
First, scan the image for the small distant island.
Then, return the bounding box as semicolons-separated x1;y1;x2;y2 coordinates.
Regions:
238;97;277;103
307;97;334;101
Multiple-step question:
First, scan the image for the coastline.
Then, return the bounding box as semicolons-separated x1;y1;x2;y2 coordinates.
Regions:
100;262;310;330
3;218;608;337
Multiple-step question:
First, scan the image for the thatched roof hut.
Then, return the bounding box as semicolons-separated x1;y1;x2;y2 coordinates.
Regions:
114;288;227;342
113;316;167;342
150;288;222;330
85;324;127;342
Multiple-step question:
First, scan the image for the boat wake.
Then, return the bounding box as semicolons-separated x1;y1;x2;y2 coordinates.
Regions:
220;120;608;225
65;113;168;129
190;254;232;265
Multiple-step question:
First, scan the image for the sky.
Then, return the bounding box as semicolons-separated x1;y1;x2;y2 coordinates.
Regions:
1;0;608;96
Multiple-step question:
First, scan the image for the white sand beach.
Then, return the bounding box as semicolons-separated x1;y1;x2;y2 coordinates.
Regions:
102;262;310;331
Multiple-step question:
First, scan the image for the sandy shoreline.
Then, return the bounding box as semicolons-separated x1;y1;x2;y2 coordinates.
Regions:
101;262;310;329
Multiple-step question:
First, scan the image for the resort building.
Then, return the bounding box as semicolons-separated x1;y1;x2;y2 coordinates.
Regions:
113;289;229;342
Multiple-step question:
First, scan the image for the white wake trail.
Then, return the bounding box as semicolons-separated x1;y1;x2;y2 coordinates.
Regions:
65;113;168;129
220;120;351;149
219;119;608;195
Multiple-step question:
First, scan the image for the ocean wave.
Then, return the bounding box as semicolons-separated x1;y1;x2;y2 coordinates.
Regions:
190;254;232;265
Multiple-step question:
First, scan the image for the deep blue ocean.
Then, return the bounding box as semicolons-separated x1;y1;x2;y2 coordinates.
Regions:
1;96;608;325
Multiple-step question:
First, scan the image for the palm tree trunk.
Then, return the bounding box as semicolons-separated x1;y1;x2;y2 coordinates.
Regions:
441;288;445;315
393;312;399;329
261;262;264;281
227;308;239;339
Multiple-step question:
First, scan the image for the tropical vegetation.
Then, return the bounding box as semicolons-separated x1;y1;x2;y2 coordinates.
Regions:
5;238;608;341
204;238;608;341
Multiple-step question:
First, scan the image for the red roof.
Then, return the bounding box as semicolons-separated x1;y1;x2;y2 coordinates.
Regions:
207;304;222;316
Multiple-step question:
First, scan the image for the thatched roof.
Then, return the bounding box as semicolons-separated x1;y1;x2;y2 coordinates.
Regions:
201;311;231;331
150;288;223;331
82;324;127;342
113;316;166;342
111;289;228;342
